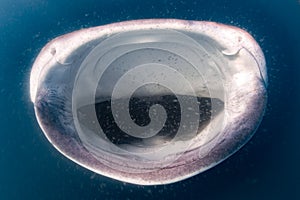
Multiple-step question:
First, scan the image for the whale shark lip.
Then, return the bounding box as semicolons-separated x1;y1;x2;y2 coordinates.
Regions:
30;19;267;185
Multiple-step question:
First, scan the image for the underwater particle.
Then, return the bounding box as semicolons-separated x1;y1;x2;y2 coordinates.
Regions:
30;19;267;185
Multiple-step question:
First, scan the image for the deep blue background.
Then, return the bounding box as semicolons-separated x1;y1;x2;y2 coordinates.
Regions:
0;0;299;199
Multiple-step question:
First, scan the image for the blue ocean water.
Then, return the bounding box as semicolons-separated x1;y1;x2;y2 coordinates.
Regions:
0;0;299;199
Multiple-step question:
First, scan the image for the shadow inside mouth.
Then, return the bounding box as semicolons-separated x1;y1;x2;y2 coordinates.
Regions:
77;95;224;147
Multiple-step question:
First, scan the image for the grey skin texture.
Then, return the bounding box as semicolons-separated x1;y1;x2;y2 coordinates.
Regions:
30;19;267;185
